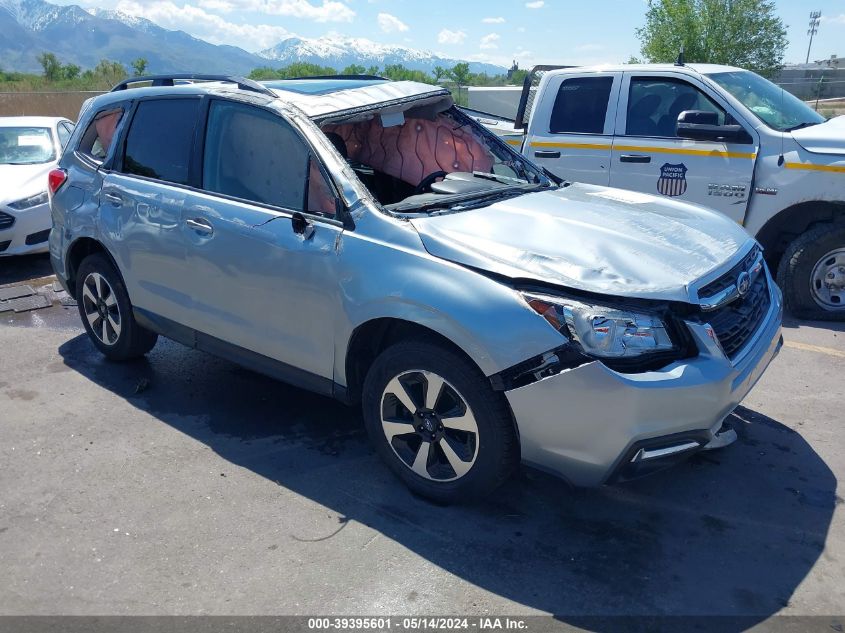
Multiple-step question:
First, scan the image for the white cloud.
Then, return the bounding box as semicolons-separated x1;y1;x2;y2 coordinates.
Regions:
258;0;354;22
197;0;234;12
115;0;293;49
480;33;500;50
525;0;544;8
437;28;466;45
821;14;845;24
482;16;505;24
377;12;408;33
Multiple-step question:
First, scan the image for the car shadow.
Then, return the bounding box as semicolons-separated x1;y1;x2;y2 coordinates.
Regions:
781;314;845;333
0;253;54;286
58;334;838;626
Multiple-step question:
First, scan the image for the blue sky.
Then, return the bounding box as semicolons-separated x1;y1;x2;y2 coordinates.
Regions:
52;0;845;65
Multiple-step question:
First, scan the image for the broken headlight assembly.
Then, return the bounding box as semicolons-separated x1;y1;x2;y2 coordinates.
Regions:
520;291;684;368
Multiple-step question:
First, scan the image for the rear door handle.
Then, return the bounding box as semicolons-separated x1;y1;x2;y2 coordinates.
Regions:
535;150;561;159
620;154;651;164
103;192;122;205
185;217;214;236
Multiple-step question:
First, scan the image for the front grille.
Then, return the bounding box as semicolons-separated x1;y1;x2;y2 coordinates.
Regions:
0;210;15;230
699;247;760;299
706;272;771;360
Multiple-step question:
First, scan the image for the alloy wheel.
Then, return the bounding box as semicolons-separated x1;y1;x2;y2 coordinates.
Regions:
810;248;845;310
81;272;122;345
380;370;479;482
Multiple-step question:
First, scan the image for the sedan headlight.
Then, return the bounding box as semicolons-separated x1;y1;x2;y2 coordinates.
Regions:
7;191;49;210
521;292;675;359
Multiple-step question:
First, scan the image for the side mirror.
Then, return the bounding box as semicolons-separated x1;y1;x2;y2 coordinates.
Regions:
676;110;753;144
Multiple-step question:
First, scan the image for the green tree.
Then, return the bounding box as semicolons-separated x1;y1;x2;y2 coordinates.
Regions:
37;52;62;81
131;57;148;76
366;65;381;76
342;64;366;75
61;63;81;80
92;59;128;88
448;62;472;105
432;65;448;84
636;0;787;77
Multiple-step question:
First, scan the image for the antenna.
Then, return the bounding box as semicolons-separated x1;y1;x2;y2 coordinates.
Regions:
675;45;685;67
806;11;821;64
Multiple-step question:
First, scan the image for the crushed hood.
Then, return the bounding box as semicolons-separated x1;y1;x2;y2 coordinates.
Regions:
410;183;751;302
0;163;52;204
791;116;845;155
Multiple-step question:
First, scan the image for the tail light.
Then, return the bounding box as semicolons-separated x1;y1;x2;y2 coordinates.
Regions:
48;168;67;195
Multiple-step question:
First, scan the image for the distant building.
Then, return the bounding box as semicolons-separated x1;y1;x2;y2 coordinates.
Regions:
774;55;845;100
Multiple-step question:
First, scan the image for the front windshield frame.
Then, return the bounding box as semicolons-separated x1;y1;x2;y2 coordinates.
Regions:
0;126;56;165
706;70;825;132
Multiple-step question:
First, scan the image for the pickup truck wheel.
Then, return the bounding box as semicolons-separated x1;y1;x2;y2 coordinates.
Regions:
76;253;158;360
777;224;845;321
362;340;518;503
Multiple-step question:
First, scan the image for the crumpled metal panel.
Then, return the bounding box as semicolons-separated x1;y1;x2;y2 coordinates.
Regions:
272;81;451;118
411;182;753;302
790;115;845;155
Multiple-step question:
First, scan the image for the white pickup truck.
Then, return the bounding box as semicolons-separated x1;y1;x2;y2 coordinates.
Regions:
486;63;845;320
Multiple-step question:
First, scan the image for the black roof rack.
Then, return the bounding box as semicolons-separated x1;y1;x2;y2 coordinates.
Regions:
110;74;276;97
277;74;387;81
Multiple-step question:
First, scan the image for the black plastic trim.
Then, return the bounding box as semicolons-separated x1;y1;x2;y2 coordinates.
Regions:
606;429;711;484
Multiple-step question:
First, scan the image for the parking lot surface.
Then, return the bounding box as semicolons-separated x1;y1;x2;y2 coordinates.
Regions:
1;254;843;625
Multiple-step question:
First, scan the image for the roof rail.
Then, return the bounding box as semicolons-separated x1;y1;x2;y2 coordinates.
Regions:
110;74;276;97
278;74;387;81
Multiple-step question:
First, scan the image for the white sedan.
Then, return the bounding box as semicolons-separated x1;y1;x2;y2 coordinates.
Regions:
1;116;75;256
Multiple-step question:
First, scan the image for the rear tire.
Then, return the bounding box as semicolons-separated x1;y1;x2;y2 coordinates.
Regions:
362;339;518;504
76;253;158;360
777;223;845;321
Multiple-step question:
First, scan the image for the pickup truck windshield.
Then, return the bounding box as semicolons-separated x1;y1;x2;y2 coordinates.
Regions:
707;70;825;132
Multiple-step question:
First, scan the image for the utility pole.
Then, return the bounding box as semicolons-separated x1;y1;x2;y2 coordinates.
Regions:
806;11;821;64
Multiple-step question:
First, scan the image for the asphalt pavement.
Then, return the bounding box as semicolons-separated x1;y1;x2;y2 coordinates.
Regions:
1;253;843;627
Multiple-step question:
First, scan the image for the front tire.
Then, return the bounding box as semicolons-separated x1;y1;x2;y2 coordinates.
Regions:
76;253;158;360
777;223;845;321
362;340;518;503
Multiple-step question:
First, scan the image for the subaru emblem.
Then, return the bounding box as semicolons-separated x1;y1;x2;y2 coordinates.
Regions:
736;271;751;297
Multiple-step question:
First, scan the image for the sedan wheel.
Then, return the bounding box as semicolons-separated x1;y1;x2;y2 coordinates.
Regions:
381;370;479;482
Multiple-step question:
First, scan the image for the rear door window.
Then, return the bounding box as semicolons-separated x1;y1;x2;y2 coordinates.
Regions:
121;98;200;185
549;76;614;134
202;100;333;215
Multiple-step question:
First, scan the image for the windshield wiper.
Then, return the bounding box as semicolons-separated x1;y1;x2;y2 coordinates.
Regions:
785;121;820;132
393;184;534;215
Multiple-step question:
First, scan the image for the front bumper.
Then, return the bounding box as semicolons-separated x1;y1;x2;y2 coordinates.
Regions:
505;279;783;487
0;202;52;256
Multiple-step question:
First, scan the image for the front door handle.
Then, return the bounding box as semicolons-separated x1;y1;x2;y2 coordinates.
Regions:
535;150;561;159
185;217;214;236
103;192;122;205
620;154;651;163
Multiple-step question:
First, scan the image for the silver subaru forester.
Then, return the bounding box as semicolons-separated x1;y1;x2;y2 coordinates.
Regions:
49;74;782;503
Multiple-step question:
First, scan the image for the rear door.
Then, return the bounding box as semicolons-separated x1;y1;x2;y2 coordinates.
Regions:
609;73;757;223
181;99;343;383
524;72;621;185
102;97;201;326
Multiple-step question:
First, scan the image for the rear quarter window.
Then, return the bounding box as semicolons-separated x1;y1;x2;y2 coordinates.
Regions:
549;76;614;134
121;98;200;185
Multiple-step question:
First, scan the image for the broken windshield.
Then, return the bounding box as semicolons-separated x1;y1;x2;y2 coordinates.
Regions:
320;106;551;212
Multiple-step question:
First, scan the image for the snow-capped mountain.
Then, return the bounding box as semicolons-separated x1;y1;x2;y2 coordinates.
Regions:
260;36;506;75
0;0;506;77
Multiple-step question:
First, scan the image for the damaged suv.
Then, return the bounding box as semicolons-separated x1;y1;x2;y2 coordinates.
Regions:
50;75;782;502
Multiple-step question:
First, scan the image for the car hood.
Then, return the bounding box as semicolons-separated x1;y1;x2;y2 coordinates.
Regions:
0;163;52;204
410;183;752;302
791;116;845;155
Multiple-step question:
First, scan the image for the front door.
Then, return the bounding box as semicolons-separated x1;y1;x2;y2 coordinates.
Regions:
183;99;343;381
609;73;757;224
524;72;621;185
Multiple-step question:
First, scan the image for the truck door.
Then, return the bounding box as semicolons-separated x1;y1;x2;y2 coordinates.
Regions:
525;72;621;185
609;73;757;224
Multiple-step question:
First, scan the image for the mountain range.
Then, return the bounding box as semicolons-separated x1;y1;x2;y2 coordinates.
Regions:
0;0;506;76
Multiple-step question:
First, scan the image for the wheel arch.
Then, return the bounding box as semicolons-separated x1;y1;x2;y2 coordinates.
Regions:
755;200;845;267
65;237;121;299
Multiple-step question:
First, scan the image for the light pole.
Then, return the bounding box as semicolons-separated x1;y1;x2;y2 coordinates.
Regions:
806;11;821;64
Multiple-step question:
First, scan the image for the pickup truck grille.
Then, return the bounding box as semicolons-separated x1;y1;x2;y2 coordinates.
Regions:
0;210;15;230
705;272;771;360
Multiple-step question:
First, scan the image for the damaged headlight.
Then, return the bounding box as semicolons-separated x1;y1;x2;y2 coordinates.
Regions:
520;292;675;359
